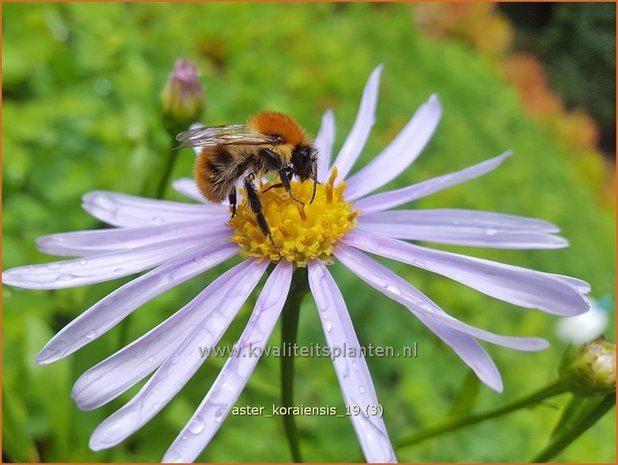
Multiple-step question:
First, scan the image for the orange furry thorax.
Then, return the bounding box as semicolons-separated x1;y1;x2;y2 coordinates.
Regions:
247;111;310;146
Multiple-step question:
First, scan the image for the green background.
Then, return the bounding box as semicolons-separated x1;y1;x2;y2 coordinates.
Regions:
2;2;615;463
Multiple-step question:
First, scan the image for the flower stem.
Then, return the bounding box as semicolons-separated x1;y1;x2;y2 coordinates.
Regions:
532;393;615;462
280;267;308;463
155;136;180;199
395;381;568;451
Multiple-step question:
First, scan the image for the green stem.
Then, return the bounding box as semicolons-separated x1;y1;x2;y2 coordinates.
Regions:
155;136;179;199
396;381;568;450
532;394;615;462
280;268;308;463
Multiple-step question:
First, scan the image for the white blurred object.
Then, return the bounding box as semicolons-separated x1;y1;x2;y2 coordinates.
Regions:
556;296;611;345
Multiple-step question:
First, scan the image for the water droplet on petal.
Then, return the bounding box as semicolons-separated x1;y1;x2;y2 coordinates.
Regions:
323;318;333;332
79;258;88;266
214;407;225;422
359;385;366;394
188;417;205;434
47;263;62;271
384;284;402;296
86;329;97;339
148;356;155;363
485;228;498;236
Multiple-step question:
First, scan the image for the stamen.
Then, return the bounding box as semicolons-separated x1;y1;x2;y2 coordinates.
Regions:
229;168;358;265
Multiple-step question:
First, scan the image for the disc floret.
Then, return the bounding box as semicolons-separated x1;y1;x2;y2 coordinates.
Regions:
230;169;359;265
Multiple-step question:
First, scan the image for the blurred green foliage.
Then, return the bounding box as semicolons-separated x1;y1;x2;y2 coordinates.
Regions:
2;2;615;463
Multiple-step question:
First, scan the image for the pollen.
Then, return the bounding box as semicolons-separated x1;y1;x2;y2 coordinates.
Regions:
229;168;359;266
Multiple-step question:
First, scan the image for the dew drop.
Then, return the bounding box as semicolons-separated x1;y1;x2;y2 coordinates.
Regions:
47;263;62;270
384;284;402;296
323;318;333;332
188;417;205;434
171;353;181;364
79;258;88;266
214;407;225;422
359;385;366;394
148;356;155;363
485;228;498;236
57;274;73;282
351;360;359;371
86;329;97;339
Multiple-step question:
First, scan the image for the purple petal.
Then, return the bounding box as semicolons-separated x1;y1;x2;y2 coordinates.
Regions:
335;244;549;351
159;261;293;462
72;259;268;411
2;234;223;290
308;260;397;463
358;209;567;249
355;151;512;213
345;94;442;200
36;243;239;365
416;315;503;392
330;65;383;181
343;230;590;316
36;219;230;256
315;109;336;182
171;178;209;204
82;191;227;227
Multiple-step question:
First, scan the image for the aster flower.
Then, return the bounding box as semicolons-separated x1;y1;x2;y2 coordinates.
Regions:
2;65;591;463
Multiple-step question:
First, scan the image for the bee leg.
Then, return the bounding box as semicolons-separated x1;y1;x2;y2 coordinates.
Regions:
277;167;305;208
228;189;237;218
261;168;293;193
310;173;318;204
261;182;284;193
244;174;277;249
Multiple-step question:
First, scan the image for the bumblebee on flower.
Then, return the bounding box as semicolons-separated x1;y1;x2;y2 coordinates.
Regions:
2;65;591;463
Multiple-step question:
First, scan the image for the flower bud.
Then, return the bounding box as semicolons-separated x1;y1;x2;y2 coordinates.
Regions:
560;336;616;396
161;58;205;135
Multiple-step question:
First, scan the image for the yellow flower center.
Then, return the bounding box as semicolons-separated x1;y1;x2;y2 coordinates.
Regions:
229;169;359;266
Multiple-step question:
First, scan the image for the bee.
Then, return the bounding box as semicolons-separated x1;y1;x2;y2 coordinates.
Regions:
175;111;319;243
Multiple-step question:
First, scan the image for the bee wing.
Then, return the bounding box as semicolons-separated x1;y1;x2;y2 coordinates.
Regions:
175;124;278;149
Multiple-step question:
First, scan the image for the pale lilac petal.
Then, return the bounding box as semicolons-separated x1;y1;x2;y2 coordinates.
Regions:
171;178;210;204
82;191;227;227
2;234;222;290
335;244;549;352
330;65;383;181
416;316;503;392
336;244;503;390
72;259;268;410
315;109;336;182
355;151;512;213
36;219;230;256
345;94;442;200
358;209;567;249
90;261;285;452
550;274;591;293
343;230;590;316
308;260;397;463
159;261;293;462
36;242;239;365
